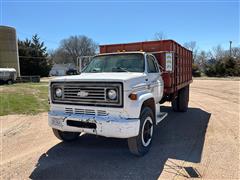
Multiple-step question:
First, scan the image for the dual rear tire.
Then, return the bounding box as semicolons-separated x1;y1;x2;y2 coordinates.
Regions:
172;85;189;112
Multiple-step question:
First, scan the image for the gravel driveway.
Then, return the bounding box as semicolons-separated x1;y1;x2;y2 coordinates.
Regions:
0;79;239;179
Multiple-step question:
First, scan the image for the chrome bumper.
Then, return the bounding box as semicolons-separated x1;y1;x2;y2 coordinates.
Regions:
48;111;140;138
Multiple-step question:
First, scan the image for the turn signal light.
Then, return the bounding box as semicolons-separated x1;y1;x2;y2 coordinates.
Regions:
129;93;137;100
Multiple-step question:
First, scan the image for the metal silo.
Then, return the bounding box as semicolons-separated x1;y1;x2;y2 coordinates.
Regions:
0;26;20;77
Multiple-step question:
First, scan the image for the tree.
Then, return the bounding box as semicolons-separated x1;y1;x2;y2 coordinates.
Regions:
49;49;72;64
192;63;201;77
196;50;208;69
231;47;240;59
204;45;240;77
184;41;198;62
184;41;196;51
154;32;167;40
211;45;225;60
52;35;98;65
18;34;51;77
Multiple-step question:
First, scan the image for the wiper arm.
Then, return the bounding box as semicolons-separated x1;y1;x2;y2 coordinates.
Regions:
115;67;129;72
91;68;101;73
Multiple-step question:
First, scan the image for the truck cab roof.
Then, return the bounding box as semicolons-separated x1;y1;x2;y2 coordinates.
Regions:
96;51;146;57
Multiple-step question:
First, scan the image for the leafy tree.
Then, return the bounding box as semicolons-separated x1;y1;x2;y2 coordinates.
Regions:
224;57;240;76
192;63;201;77
204;55;240;77
19;34;51;77
215;60;226;76
204;64;216;77
199;44;240;77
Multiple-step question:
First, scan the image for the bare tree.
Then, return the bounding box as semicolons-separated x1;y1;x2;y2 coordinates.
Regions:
184;41;196;51
211;45;226;60
209;45;240;60
52;35;98;65
196;50;208;70
184;41;198;62
231;47;240;59
154;32;167;40
49;49;72;64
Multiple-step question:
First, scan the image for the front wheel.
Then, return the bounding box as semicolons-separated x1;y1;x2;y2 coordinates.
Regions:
52;128;80;142
127;107;155;156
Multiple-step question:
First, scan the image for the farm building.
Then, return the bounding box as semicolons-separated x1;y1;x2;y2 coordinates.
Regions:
0;26;20;77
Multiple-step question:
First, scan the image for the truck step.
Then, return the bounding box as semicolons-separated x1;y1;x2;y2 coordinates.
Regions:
156;112;168;124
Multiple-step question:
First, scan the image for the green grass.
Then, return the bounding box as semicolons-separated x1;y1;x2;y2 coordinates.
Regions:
0;82;49;116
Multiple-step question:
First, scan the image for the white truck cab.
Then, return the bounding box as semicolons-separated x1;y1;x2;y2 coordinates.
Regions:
48;52;168;156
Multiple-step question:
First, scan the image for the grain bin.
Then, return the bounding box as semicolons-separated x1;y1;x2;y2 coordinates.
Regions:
0;26;20;77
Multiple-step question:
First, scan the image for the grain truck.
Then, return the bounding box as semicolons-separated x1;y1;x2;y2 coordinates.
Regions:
48;40;192;156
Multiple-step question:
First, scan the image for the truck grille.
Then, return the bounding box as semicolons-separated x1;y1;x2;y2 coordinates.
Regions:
51;82;123;107
65;108;108;116
64;86;105;101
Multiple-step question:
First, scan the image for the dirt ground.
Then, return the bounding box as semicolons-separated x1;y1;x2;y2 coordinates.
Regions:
0;79;239;180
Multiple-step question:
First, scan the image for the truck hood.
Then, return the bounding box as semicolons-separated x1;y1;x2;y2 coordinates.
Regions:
50;73;147;91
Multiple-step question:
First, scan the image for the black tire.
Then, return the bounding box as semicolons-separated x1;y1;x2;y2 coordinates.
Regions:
172;98;178;112
127;107;155;156
178;85;189;112
52;128;80;142
171;85;189;112
7;80;13;85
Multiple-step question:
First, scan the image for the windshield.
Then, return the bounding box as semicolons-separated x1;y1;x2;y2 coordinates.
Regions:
83;54;145;73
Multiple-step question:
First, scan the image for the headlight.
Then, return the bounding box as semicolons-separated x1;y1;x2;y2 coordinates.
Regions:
55;88;62;98
107;89;117;100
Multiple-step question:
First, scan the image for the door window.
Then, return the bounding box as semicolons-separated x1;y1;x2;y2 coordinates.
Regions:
147;55;159;73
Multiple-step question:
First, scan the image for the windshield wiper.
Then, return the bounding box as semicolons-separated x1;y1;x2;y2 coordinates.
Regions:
91;68;101;73
114;67;129;72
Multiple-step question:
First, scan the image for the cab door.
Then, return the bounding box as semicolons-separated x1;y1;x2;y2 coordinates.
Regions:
146;54;163;103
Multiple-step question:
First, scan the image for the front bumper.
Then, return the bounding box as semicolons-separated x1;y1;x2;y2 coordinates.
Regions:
48;112;140;138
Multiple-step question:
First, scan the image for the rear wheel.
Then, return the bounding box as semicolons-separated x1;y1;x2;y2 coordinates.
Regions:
172;98;178;111
127;107;154;156
171;85;189;112
52;128;80;142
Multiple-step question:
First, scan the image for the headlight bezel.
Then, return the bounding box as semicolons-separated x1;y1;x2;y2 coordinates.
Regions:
55;87;63;98
107;89;118;100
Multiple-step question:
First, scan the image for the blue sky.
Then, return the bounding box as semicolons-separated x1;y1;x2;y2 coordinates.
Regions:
1;0;239;52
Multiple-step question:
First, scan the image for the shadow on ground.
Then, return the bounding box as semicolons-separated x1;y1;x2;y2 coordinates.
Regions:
30;106;211;179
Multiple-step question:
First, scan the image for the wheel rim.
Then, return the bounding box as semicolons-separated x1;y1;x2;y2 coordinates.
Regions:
141;116;153;147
